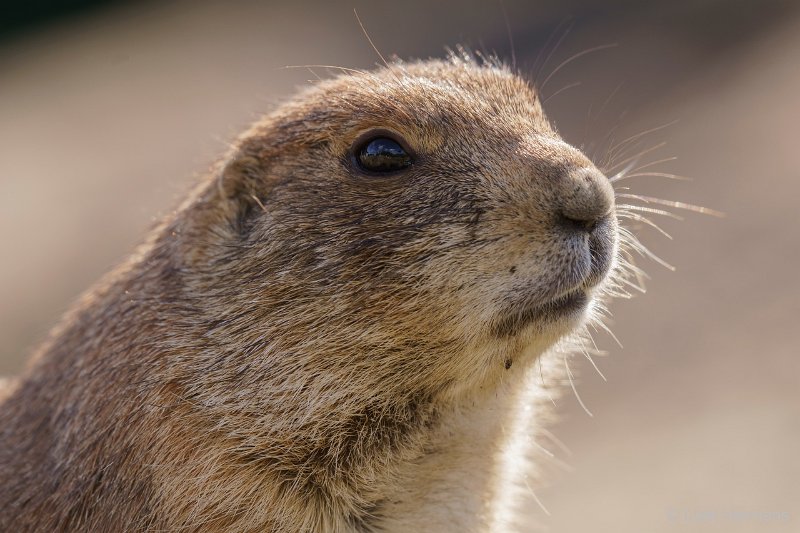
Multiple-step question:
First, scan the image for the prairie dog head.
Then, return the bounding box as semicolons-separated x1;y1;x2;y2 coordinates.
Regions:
179;58;617;403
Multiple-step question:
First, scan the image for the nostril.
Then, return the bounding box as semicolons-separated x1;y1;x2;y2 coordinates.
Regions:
559;213;598;233
558;212;612;234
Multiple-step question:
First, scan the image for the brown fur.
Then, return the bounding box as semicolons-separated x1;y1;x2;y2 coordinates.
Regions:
0;57;624;532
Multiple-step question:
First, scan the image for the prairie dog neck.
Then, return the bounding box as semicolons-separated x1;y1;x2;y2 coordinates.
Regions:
375;359;554;533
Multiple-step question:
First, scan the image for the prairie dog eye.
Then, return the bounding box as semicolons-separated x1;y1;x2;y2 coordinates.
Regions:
354;136;413;173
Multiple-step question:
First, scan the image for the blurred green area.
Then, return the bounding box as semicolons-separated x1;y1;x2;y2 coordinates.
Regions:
0;0;124;40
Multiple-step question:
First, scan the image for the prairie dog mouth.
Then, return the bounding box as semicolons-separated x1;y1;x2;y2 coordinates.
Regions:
487;212;617;339
490;288;589;338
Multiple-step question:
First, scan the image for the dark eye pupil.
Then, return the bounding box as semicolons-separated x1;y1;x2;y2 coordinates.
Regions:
356;137;412;173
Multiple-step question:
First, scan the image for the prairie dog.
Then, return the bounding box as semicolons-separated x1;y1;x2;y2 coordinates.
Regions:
0;57;626;532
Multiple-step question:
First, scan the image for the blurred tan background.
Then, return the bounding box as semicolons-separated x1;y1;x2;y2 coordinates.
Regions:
1;1;798;531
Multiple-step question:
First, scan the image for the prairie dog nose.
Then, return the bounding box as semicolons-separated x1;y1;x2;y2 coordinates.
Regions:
558;166;615;232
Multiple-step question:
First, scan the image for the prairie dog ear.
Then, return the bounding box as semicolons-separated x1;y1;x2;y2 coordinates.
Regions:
215;155;269;234
176;154;270;268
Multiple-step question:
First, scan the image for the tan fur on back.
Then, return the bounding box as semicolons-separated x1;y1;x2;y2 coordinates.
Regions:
0;57;631;532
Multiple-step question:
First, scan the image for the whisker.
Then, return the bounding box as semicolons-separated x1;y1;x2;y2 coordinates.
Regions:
618;275;647;294
592;82;624;126
614;171;691;183
607;120;678;156
354;9;389;69
618;204;684;220
593;321;623;349
623;251;650;291
619;228;676;270
603;142;667;175
534;19;574;82
617;211;673;239
581;332;608;382
604;287;633;299
583;82;625;148
564;354;593;417
538;357;557;406
497;0;516;69
618;194;724;217
608;158;640;183
250;195;267;213
282;64;370;77
543;81;581;104
539;427;572;456
530;438;555;458
629;156;678;173
523;477;551;517
540;43;618;92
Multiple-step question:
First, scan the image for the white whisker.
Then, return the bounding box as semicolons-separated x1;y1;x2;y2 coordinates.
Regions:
618;194;724;217
564;354;593;417
617;211;673;239
534;19;574;82
539;427;573;456
607;120;678;156
593;321;623;349
608;158;640;183
629;156;678;172
619;204;684;220
543;81;581;103
603;142;667;175
540;43;618;92
281;64;370;77
581;333;608;382
618;276;647;294
619;228;676;271
523;477;551;516
538;356;557;407
614;171;691;183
